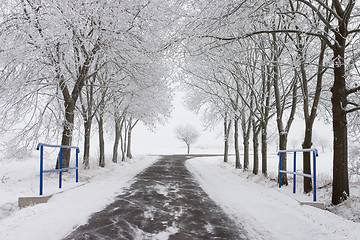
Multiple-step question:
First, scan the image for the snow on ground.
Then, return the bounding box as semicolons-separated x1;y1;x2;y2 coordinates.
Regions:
0;154;159;240
1;151;359;240
186;156;360;240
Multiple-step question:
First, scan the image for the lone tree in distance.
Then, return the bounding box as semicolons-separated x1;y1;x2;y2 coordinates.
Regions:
175;124;200;154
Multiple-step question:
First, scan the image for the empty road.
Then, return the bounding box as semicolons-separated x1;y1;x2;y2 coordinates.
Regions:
64;155;250;239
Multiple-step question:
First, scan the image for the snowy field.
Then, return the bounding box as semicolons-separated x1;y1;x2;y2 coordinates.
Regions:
0;152;359;239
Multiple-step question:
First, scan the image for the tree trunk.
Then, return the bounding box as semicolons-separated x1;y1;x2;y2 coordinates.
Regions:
295;27;325;194
224;132;229;163
331;78;349;204
277;80;297;187
83;119;92;169
57;62;94;168
275;70;297;186
261;121;268;176
331;30;349;204
296;30;314;194
241;111;250;170
126;126;133;159
126;118;138;159
260;64;271;177
127;119;139;159
234;117;242;169
112;118;122;163
56;101;75;169
279;132;288;186
253;120;259;175
224;115;231;163
55;41;97;169
243;136;250;170
122;121;128;160
241;110;252;171
98;115;105;167
120;123;126;162
302;123;313;193
271;31;289;186
187;144;190;154
241;96;253;171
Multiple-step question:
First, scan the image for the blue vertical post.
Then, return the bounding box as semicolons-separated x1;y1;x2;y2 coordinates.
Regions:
59;148;62;189
293;152;296;194
39;145;43;196
279;152;282;188
76;148;79;183
313;150;317;202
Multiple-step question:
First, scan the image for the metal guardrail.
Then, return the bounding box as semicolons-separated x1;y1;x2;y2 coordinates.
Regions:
278;148;318;202
37;143;80;196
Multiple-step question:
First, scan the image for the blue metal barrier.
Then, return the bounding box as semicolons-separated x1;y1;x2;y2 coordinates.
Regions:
37;143;80;196
278;148;318;202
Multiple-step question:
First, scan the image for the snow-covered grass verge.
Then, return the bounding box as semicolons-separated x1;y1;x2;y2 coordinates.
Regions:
186;156;360;240
0;155;159;240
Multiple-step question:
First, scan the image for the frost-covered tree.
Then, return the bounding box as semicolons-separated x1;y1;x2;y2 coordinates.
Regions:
175;124;200;154
176;0;281;174
0;0;133;167
269;0;360;205
176;0;360;204
0;0;175;169
185;87;232;163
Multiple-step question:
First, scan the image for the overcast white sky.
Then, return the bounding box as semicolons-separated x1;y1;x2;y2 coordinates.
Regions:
130;89;333;156
132;91;224;155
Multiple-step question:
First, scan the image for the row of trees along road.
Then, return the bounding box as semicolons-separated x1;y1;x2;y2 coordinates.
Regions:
1;0;360;205
177;0;360;205
0;1;173;169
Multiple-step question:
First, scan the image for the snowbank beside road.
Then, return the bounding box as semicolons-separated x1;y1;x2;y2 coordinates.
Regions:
186;156;360;240
0;155;159;240
1;153;359;240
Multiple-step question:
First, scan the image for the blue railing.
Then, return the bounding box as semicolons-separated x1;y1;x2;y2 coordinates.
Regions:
278;148;318;202
37;143;80;196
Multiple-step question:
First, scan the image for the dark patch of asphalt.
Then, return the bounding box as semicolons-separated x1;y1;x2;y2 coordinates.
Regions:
64;154;250;240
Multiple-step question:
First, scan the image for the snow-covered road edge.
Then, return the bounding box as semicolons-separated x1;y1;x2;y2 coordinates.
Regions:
186;156;360;240
0;156;159;240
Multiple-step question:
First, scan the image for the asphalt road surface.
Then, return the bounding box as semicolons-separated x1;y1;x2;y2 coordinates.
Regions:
64;155;250;240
